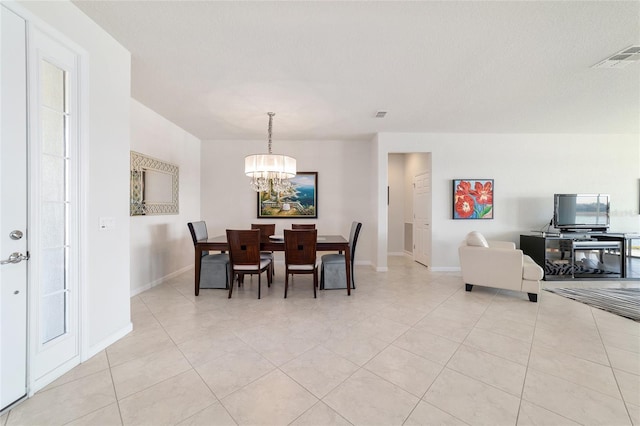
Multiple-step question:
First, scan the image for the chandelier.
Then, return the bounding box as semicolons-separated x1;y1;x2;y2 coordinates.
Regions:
245;112;296;192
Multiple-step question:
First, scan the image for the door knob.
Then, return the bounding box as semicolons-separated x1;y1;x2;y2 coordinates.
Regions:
9;230;24;240
0;252;29;265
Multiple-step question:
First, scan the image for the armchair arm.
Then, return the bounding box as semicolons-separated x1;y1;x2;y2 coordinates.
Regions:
459;246;525;291
487;240;516;250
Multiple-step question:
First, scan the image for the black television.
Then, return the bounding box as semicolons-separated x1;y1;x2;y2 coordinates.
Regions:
553;194;610;232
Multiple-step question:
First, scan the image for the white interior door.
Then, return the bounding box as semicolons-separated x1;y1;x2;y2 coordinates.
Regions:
1;5;29;410
413;172;431;267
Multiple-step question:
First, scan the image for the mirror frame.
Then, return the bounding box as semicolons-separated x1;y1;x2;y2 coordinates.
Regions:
130;151;179;216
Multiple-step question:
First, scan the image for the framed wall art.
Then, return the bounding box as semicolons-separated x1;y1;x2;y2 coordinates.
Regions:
453;179;494;219
257;172;318;218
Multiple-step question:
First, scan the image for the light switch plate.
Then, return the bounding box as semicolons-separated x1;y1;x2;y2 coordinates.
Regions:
99;217;115;231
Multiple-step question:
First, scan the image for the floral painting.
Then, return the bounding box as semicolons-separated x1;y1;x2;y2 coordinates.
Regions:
257;172;318;218
453;179;494;219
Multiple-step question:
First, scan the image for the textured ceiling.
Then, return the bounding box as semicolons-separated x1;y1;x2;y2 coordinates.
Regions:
72;1;640;140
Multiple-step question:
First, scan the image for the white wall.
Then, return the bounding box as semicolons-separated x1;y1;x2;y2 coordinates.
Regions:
387;154;405;254
129;99;201;295
376;133;640;270
17;1;132;355
200;139;374;265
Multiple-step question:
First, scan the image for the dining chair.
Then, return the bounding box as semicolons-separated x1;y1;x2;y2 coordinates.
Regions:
187;221;230;293
226;229;272;299
287;224;314;283
320;221;362;290
291;224;315;229
283;229;318;298
251;223;276;277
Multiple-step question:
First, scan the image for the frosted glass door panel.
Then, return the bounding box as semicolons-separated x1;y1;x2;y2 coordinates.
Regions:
42;155;65;201
41;248;66;295
41;203;66;247
41;293;66;343
40;60;66;111
41;109;66;156
39;59;70;345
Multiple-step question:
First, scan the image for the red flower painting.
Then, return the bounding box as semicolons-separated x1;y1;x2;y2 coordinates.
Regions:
453;179;494;219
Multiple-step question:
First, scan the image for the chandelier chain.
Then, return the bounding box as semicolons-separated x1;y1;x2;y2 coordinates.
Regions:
267;112;274;154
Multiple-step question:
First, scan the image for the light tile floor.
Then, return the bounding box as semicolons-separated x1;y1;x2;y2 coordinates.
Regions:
2;256;639;425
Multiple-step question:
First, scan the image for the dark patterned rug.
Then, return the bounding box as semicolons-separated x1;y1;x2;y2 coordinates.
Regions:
544;288;640;322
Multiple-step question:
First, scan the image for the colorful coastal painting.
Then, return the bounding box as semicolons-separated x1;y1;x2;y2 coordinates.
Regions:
453;179;494;220
257;172;318;218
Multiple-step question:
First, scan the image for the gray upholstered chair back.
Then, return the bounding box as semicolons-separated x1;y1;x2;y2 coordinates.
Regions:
188;221;208;245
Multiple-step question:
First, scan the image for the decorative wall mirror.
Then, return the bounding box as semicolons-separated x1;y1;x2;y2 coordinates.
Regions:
130;151;179;216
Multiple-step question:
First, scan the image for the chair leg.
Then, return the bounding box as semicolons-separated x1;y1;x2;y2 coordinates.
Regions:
258;273;261;299
320;264;324;290
284;270;289;298
228;270;234;299
351;264;356;289
313;269;317;298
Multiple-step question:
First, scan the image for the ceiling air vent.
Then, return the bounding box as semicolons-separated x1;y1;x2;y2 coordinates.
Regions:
592;45;640;69
375;111;387;118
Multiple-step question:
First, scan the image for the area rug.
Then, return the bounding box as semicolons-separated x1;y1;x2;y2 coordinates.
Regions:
544;288;640;322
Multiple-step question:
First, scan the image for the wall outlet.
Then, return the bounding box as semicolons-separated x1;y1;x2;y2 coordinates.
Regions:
99;217;115;231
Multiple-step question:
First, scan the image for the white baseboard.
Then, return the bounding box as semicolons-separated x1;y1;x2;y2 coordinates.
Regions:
30;355;81;395
130;265;193;297
31;321;133;395
83;322;133;361
388;252;414;257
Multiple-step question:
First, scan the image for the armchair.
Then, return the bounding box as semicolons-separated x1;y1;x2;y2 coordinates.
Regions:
458;231;543;302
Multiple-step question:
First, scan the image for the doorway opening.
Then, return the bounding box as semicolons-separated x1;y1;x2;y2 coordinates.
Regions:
387;153;432;267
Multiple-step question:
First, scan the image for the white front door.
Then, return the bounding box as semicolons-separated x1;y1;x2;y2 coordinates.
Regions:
0;5;29;410
413;172;431;267
2;5;82;401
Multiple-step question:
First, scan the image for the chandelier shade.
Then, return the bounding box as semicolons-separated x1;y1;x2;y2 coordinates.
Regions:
244;154;296;179
245;112;297;192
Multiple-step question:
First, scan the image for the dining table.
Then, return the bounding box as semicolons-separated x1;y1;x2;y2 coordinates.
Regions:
194;234;352;296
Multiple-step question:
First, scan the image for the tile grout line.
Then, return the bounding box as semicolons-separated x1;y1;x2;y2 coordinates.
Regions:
591;304;636;426
142;284;241;425
398;283;488;424
103;349;125;426
515;286;541;426
517;292;623;426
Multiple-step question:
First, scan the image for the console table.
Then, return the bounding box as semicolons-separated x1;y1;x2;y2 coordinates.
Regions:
521;233;633;280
